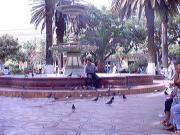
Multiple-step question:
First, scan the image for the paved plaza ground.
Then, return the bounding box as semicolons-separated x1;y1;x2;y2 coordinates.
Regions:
0;90;178;135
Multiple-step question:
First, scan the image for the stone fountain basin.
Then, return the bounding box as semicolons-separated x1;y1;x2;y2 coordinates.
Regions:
56;4;87;16
0;73;154;90
53;43;97;52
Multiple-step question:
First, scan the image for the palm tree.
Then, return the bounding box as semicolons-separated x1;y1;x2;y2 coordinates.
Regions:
30;0;54;66
111;0;180;74
112;0;156;74
156;0;180;70
30;0;70;67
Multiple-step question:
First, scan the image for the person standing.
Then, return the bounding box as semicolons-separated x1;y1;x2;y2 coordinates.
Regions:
168;60;175;80
112;64;117;74
105;62;111;73
3;66;9;75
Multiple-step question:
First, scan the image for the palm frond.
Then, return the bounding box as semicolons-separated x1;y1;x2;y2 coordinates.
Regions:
112;0;144;20
154;0;180;18
41;20;46;33
31;6;45;23
30;0;46;31
131;0;138;11
120;0;128;9
140;0;146;5
111;0;123;15
137;0;144;20
156;0;162;5
150;0;156;8
31;7;46;30
111;0;180;21
31;3;45;12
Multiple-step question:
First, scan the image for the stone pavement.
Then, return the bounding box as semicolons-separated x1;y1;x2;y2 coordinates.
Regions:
0;92;176;135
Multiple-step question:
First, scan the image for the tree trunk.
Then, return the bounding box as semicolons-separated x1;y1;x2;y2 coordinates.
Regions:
0;59;5;71
45;0;53;65
161;10;168;70
98;54;106;73
145;1;156;74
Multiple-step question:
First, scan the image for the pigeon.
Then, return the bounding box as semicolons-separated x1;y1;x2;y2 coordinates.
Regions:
92;96;99;101
111;96;115;101
164;91;169;95
47;93;53;98
54;96;59;100
154;89;160;92
72;104;76;112
67;72;73;77
66;94;72;99
106;96;114;104
123;94;127;100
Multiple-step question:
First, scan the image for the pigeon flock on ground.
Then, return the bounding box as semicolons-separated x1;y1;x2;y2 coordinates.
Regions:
45;87;128;113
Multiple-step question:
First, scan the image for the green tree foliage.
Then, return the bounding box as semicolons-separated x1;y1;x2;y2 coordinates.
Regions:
118;18;147;54
81;6;120;64
112;0;156;67
111;0;180;72
168;15;180;57
157;0;180;69
154;15;180;63
168;16;180;46
81;6;147;72
0;34;20;63
21;39;46;67
169;44;180;57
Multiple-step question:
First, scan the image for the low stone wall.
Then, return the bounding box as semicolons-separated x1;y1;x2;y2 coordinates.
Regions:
153;75;165;80
0;83;165;98
0;74;154;90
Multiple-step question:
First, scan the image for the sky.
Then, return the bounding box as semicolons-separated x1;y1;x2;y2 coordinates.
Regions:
0;0;110;42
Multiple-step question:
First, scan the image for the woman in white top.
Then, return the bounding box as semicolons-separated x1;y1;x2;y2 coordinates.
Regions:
112;64;117;74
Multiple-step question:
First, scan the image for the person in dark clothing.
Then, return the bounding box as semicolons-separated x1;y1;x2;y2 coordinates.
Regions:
161;93;175;126
84;57;100;89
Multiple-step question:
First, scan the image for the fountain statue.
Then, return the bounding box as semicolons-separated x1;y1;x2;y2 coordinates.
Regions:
53;2;97;76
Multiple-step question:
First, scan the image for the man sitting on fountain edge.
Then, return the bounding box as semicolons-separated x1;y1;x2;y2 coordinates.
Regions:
84;57;100;90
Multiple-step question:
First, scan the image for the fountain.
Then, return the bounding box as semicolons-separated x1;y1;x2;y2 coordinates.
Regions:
0;2;165;98
53;3;97;76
